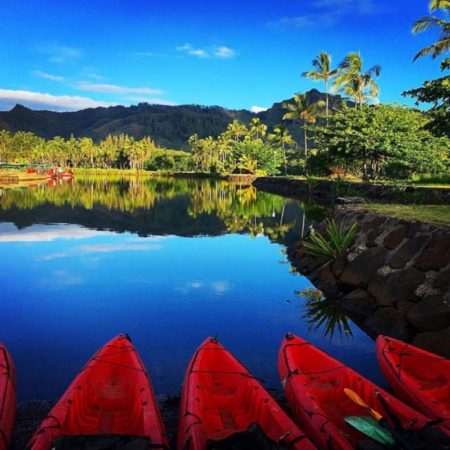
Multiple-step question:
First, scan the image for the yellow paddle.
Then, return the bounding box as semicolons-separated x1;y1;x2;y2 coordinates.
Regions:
344;388;414;450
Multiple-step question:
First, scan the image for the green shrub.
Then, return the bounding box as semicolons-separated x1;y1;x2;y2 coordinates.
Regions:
303;219;357;260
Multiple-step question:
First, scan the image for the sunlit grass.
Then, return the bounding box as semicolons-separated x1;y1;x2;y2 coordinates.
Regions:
364;204;450;226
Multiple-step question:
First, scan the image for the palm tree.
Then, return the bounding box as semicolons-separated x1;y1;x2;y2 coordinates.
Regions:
283;94;324;158
333;52;381;108
249;117;267;140
302;51;337;119
268;125;295;175
413;0;450;62
227;120;248;142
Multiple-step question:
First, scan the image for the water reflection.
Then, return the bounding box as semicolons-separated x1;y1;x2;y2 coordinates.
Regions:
0;177;385;401
0;177;326;243
297;288;354;340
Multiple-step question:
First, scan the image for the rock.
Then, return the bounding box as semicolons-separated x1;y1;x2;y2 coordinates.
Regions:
397;301;416;315
331;255;347;278
383;225;409;250
435;266;450;291
339;289;376;322
389;236;428;269
412;327;450;358
407;295;450;332
339;247;387;289
336;196;366;204
362;216;386;232
414;232;450;271
315;266;341;296
364;307;410;341
367;268;425;306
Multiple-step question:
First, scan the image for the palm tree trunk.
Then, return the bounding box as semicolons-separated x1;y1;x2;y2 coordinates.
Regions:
282;142;287;176
304;126;308;158
325;80;329;123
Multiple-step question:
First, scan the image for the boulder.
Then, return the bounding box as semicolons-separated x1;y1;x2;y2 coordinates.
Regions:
339;289;376;322
315;265;342;296
367;268;425;306
383;225;409;250
364;307;410;341
389;236;428;269
407;295;450;332
414;232;450;271
412;327;450;359
331;255;347;278
339;247;387;289
435;266;450;291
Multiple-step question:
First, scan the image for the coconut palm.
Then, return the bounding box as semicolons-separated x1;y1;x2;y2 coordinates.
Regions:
333;52;381;108
227;120;248;142
283;94;324;158
413;0;450;62
302;51;338;119
249;117;267;140
268;125;295;175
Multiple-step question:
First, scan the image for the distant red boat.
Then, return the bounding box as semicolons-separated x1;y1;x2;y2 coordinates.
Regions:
178;337;315;450
0;343;16;450
47;168;73;179
27;335;168;450
377;335;450;433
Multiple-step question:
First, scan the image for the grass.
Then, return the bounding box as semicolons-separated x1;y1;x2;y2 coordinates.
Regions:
365;204;450;226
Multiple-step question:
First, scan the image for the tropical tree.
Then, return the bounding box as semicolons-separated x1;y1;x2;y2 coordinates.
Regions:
226;120;248;142
302;51;337;119
413;0;450;65
283;94;324;158
249;117;267;140
333;52;381;108
268;125;295;175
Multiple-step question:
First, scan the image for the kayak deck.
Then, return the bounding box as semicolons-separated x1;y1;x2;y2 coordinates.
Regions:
0;344;16;450
377;336;450;432
279;333;432;450
178;337;315;450
28;335;168;450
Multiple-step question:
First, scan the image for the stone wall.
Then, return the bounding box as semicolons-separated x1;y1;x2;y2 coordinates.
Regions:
289;205;450;358
253;177;450;205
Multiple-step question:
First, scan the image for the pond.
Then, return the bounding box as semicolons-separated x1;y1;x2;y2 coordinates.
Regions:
0;176;384;400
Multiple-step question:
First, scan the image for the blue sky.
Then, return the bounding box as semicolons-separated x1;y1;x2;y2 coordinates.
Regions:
0;0;445;112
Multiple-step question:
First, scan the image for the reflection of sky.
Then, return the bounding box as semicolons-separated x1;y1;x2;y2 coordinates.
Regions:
0;222;383;400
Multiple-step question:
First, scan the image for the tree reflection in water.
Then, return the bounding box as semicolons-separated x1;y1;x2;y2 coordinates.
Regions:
297;288;354;340
0;177;328;243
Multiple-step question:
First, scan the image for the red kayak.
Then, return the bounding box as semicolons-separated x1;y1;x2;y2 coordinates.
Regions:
279;333;433;450
377;335;450;432
0;343;16;450
28;335;168;450
178;337;316;450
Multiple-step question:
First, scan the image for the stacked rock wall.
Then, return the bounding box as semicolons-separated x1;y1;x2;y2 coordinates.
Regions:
289;205;450;357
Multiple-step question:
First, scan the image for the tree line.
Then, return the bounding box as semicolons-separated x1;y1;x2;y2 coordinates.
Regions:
1;0;448;181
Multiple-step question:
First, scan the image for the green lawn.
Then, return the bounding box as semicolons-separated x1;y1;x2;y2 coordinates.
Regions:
364;204;450;226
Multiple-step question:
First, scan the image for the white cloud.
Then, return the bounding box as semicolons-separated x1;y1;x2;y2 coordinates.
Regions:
37;44;83;63
211;281;230;294
177;43;210;59
214;46;235;59
32;70;65;82
76;82;163;96
126;96;176;106
0;223;106;242
177;44;236;59
270;0;376;28
0;89;113;111
78;243;161;253
251;106;268;113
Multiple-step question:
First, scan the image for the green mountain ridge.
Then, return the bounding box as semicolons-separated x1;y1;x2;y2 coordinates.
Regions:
0;89;344;150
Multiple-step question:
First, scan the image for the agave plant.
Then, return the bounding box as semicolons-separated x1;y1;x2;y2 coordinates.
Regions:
303;219;357;260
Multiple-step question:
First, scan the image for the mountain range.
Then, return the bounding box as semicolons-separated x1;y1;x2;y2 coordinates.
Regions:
0;89;343;150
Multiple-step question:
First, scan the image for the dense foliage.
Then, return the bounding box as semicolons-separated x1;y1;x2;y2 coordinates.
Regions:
0;130;190;171
311;105;450;180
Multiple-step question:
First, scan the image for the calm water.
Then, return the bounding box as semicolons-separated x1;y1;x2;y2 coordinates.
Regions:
0;177;384;400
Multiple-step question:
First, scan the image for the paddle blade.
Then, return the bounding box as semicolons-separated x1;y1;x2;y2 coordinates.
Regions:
344;388;383;421
345;416;395;446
